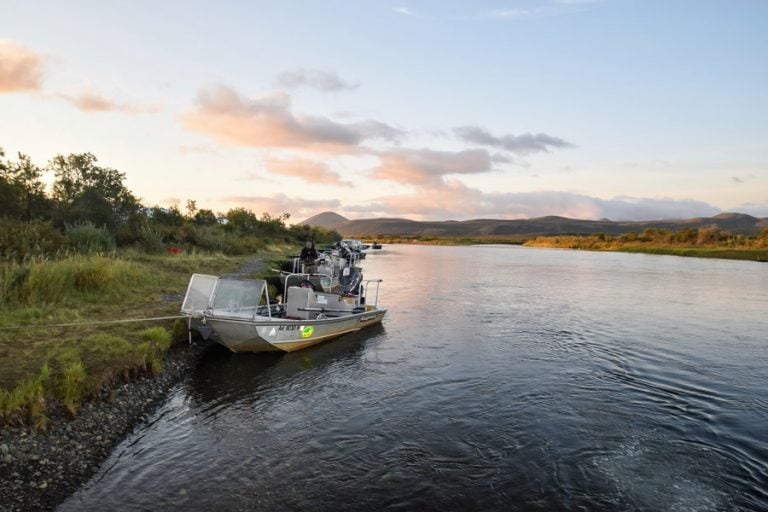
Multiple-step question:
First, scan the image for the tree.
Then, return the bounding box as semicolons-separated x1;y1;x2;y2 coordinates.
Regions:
0;151;51;221
147;206;185;227
50;153;140;230
192;208;219;226
224;208;260;233
185;199;197;219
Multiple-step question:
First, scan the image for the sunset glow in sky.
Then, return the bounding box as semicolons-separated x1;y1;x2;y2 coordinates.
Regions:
2;0;767;221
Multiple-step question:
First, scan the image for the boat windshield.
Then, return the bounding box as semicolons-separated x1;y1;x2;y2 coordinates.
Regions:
209;278;267;318
181;274;218;316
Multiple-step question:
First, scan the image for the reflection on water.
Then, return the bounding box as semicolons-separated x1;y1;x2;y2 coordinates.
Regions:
60;245;768;511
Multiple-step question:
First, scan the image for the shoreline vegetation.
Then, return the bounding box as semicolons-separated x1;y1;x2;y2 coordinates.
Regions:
366;226;768;262
1;147;341;429
0;147;343;508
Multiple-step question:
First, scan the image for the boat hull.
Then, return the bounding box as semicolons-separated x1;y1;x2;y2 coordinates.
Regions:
201;309;387;353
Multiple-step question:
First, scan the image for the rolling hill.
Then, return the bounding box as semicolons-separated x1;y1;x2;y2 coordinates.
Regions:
299;212;768;238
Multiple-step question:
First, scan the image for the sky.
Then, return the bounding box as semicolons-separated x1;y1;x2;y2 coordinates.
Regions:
1;0;767;222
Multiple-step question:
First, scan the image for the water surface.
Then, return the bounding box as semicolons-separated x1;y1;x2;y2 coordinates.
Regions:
60;245;768;511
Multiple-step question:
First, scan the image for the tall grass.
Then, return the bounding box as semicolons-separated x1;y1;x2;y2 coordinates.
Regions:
0;326;174;427
61;360;87;416
0;363;49;429
0;254;146;307
0;248;272;428
139;326;172;373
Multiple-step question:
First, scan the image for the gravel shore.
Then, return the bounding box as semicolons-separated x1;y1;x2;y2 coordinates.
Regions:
0;339;212;512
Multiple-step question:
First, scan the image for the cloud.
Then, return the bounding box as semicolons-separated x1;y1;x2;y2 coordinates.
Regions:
178;144;218;155
220;193;341;219
60;90;159;114
0;40;43;93
370;148;493;186
557;0;605;4
394;7;415;16
265;157;353;187
488;9;536;19
454;126;574;155
731;202;768;218
345;182;721;221
483;2;603;20
274;68;358;92
182;85;402;152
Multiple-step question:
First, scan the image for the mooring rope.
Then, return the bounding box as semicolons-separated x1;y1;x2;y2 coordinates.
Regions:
0;315;187;331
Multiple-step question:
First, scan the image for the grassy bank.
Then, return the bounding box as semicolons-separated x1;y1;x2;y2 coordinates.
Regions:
0;246;293;429
364;231;768;261
523;232;768;262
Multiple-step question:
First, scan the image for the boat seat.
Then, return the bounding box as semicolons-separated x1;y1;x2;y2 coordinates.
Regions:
285;286;313;320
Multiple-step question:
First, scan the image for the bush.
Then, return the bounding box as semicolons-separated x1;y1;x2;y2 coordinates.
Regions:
181;224;228;252
136;226;166;254
0;219;65;260
65;221;115;253
224;234;267;255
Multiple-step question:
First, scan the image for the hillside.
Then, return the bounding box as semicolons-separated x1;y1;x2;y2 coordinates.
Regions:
298;212;768;238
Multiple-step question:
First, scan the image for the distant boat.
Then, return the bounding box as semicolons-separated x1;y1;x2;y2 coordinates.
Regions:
181;274;386;353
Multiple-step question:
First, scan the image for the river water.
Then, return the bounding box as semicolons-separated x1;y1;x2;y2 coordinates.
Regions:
60;245;768;511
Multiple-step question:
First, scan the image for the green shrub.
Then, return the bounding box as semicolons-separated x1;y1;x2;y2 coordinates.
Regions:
185;225;228;252
136;226;165;254
224;234;267;255
0;219;65;260
65;221;115;253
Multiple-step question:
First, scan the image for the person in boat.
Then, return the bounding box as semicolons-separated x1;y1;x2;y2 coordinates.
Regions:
299;240;318;274
334;241;352;264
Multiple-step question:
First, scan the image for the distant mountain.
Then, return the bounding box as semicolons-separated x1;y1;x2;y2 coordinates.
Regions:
300;211;349;230
298;212;768;238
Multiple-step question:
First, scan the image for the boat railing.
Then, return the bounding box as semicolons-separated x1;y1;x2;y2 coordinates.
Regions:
362;279;383;308
281;272;334;295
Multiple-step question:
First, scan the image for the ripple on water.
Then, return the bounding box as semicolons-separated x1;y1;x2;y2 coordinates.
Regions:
58;245;768;511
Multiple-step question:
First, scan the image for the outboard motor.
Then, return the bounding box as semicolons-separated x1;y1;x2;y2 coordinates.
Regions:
339;267;362;294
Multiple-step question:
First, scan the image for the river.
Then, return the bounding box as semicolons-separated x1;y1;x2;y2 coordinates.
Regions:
59;245;768;511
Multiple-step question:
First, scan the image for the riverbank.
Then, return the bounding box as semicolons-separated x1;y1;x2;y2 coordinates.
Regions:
522;234;768;262
0;252;285;511
0;338;213;511
365;230;768;262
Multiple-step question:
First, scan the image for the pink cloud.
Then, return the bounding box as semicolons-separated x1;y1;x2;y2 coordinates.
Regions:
181;85;401;152
265;157;353;187
220;193;341;219
370;148;493;186
61;90;159;114
0;40;43;93
344;183;719;221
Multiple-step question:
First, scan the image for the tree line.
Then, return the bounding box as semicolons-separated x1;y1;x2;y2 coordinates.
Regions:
0;148;340;260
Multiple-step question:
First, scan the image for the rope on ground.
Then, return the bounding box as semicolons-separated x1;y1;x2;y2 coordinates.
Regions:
0;315;187;331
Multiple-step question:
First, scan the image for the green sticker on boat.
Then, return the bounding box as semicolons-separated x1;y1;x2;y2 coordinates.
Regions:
301;326;314;338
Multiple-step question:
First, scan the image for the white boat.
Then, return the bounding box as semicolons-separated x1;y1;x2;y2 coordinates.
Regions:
181;274;386;353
